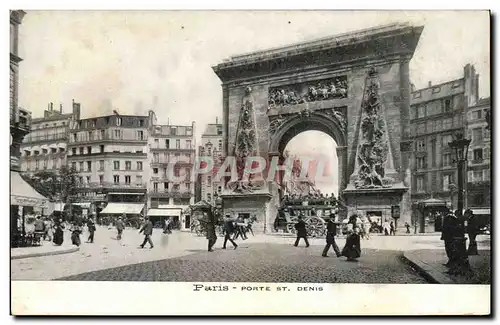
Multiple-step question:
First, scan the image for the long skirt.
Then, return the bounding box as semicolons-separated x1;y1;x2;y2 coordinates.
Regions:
53;229;64;246
341;233;361;259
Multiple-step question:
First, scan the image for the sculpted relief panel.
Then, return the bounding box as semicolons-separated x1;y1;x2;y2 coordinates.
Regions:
268;76;348;109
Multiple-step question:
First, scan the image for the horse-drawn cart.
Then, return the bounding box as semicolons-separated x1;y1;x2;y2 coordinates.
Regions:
274;205;336;237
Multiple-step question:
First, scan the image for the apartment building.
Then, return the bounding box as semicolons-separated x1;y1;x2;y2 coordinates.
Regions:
197;120;223;204
466;97;491;209
147;122;196;229
20;102;80;174
66;111;154;216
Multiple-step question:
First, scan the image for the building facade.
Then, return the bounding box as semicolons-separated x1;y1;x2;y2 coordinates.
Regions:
409;64;483;229
147;122;196;228
20;102;80;174
198;120;223;204
66;111;153;215
466;97;491;208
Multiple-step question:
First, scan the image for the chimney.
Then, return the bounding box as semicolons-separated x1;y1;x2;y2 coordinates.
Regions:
48;103;50;110
216;117;218;124
60;103;63;113
428;81;432;88
50;102;53;111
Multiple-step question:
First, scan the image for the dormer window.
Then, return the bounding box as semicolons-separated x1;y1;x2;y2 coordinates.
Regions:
116;117;122;126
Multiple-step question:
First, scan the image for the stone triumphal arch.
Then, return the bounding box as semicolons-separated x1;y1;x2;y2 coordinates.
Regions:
213;23;423;233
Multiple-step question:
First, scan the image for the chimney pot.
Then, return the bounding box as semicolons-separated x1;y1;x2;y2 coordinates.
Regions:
50;102;53;111
216;117;218;124
60;104;63;113
428;81;432;87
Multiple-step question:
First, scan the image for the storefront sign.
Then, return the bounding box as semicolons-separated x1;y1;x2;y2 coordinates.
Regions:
11;195;48;208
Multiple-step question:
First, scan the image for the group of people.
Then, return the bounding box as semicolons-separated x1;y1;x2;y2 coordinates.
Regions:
281;192;338;207
293;213;361;261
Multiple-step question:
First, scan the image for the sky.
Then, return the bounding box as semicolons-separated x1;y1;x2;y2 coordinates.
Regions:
17;11;490;194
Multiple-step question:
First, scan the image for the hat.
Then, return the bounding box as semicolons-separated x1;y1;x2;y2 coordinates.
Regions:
118;216;122;219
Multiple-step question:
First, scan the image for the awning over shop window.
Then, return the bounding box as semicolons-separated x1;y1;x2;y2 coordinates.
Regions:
147;209;182;217
100;203;144;215
72;202;91;209
54;202;65;212
10;171;49;208
470;208;490;215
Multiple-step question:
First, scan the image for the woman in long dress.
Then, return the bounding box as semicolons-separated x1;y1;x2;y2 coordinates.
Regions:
341;226;361;261
53;219;65;246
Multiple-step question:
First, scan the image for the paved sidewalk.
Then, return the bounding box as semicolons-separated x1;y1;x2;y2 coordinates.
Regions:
11;243;79;260
402;249;491;284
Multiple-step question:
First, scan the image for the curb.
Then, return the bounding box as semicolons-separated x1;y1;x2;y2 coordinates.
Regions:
11;247;80;260
401;251;454;284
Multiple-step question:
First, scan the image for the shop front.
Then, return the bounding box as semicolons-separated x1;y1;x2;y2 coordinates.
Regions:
100;202;145;228
413;198;449;233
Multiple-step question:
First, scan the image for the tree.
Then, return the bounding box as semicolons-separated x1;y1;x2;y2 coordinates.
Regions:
22;165;79;202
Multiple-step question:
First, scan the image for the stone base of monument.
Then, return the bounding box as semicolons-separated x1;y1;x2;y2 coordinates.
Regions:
343;182;410;227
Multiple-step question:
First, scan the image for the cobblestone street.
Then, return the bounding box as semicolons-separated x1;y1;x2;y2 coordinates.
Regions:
57;243;426;283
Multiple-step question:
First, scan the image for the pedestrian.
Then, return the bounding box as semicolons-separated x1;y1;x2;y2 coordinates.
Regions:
322;214;341;257
87;218;96;243
441;210;454;267
222;214;238;250
341;227;361;261
414;220;418;234
405;222;410;234
465;209;479;255
116;216;125;241
205;211;217;252
390;221;395;236
293;215;310;247
53;219;65;246
233;215;248;240
138;216;154;249
71;222;82;246
383;219;390;236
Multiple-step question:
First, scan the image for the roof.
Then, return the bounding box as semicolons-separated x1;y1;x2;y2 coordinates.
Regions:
202;123;223;137
411;79;464;105
11;171;49;208
471;97;491;108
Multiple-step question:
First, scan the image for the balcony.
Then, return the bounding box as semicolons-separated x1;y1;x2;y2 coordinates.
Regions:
150;159;194;167
75;182;147;191
148;190;192;199
149;146;194;152
68;152;147;158
68;134;148;145
23;133;67;144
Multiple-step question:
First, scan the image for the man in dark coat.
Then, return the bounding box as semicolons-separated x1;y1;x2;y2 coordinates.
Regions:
465;209;479;255
441;210;456;267
294;215;309;247
139;216;154;249
87;218;96;243
322;215;341;257
222;214;238;250
116;216;125;240
206;211;217;252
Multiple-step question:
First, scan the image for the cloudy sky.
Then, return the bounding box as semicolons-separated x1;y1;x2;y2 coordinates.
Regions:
18;11;490;194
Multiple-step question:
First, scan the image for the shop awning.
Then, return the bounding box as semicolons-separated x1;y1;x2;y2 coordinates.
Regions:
72;202;91;209
147;209;182;217
100;203;144;215
54;202;65;212
418;198;447;207
10;171;49;208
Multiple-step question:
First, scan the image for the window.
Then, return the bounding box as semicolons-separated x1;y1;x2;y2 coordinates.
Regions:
218;186;222;194
137;131;144;141
113;175;120;184
100;130;105;139
136;175;143;184
86;176;91;184
71;162;76;170
410;106;417;120
176;139;181;149
473;170;483;182
154;139;159;147
417;105;426;119
442;134;453;147
72;148;77;155
186;168;191;181
79;161;84;171
443;118;452;129
173;184;180;192
473;149;483;162
166;139;170;149
207;176;212;186
416;157;427;169
174;167;180;177
125;161;131;170
79;147;84;155
187;127;193;136
444;98;452;111
416;176;425;192
125;176;131;185
472;110;482;120
186;182;191;191
87;161;92;171
426;120;434;133
136;150;143;153
443;153;452;167
73;133;77;142
114;129;121;138
51;148;57;154
87;146;92;154
137;161;143;170
113;161;120;170
139;119;144;127
484;170;490;180
218;140;223;151
431;139;436;167
434;120;442;132
417;123;426;135
153;183;158;192
116;117;122;126
473;128;483;142
164;182;169;192
186;140;192;149
43;160;48;169
416;139;426;151
207;193;212;202
171;128;177;136
153;153;159;163
88;131;93;141
99;175;104;184
79;176;83;184
100;145;104;153
443;174;452;191
153;168;158;174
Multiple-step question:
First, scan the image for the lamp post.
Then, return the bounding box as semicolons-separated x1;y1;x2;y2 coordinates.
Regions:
447;132;473;276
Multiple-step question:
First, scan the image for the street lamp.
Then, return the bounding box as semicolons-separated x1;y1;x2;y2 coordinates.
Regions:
447;132;473;276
